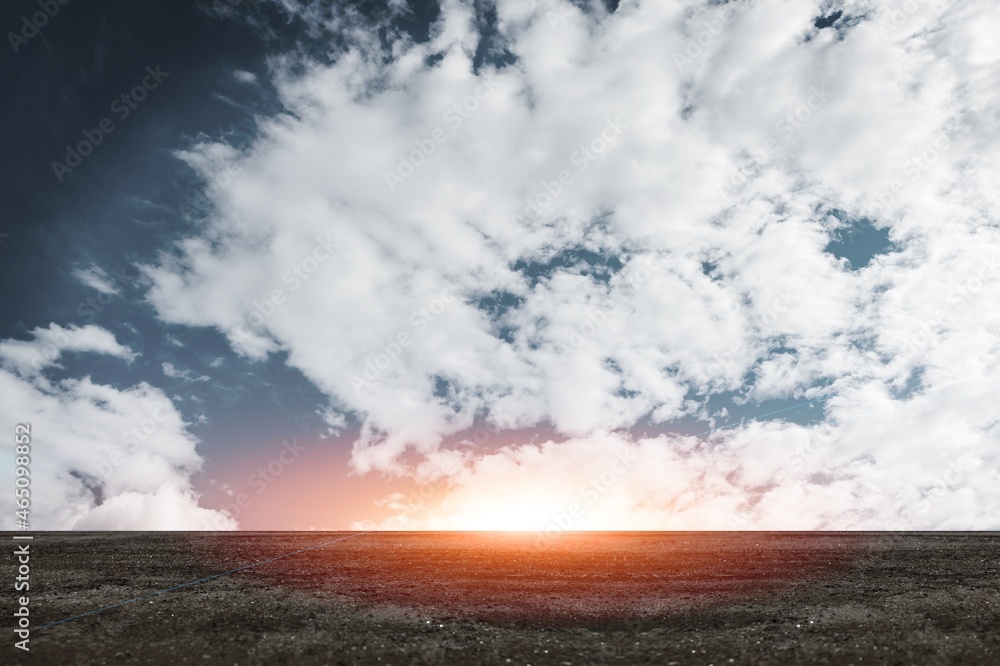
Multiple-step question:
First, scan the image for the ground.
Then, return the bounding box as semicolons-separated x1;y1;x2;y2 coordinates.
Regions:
3;532;998;664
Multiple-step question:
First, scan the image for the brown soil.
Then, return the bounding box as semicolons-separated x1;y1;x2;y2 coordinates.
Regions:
5;531;998;665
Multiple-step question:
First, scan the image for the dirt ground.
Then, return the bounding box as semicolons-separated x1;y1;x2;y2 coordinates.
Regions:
4;531;998;665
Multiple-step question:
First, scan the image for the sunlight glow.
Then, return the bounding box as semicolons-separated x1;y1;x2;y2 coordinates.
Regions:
438;494;566;531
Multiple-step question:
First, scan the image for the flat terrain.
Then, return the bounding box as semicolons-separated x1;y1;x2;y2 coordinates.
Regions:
3;532;998;664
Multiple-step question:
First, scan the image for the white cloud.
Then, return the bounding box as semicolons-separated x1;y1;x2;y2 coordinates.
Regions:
357;395;1000;531
0;326;235;530
72;485;230;530
0;323;136;375
162;362;209;382
72;265;120;295
233;69;257;84
146;0;1000;528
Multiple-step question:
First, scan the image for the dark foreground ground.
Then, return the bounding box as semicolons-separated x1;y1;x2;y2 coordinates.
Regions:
3;532;998;665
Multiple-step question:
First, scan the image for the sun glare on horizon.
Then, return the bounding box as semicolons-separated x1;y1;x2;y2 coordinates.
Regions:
433;493;568;532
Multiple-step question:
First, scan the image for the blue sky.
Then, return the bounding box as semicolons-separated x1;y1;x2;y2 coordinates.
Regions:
2;0;998;530
0;0;388;527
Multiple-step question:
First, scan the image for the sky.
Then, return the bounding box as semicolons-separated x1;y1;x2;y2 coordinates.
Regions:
1;0;998;531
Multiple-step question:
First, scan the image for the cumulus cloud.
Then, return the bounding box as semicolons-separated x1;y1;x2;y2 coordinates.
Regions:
356;384;1000;531
0;326;235;529
145;0;1000;528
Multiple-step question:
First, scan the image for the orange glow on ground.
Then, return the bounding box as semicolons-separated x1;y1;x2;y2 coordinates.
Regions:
198;531;872;625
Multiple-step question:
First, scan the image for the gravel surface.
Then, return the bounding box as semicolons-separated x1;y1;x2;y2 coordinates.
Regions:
4;531;998;665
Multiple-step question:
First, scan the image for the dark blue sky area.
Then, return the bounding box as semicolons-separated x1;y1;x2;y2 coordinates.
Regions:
0;1;371;516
